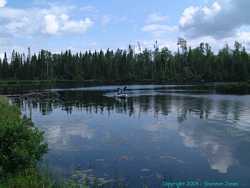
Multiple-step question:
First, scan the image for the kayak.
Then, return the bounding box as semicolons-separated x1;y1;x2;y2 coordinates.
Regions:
116;93;128;98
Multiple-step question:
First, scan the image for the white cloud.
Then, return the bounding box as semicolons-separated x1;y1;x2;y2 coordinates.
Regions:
142;24;178;37
202;2;221;18
101;15;112;26
61;17;93;33
0;7;42;36
142;12;177;37
0;3;96;54
179;6;199;27
0;5;94;36
146;13;168;23
44;14;59;34
0;7;25;19
180;1;222;26
99;15;129;27
179;0;250;39
80;5;98;13
60;13;69;21
236;31;250;43
0;0;6;8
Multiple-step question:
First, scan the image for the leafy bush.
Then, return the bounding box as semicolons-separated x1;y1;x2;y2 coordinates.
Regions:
0;96;48;176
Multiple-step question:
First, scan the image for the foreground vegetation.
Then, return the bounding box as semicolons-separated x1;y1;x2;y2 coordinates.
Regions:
0;96;79;188
0;96;124;188
0;96;54;187
0;41;250;82
0;97;48;174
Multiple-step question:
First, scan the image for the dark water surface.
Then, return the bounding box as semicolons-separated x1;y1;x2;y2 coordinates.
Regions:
13;85;250;187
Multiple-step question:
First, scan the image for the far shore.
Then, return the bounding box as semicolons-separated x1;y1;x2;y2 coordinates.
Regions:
0;80;249;95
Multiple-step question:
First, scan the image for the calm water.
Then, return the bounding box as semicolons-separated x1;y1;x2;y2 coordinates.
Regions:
13;85;250;187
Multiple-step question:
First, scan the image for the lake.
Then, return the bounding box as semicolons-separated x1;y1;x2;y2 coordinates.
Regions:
12;85;250;187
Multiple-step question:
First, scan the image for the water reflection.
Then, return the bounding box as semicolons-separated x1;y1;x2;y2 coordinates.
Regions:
178;121;235;174
46;122;94;150
14;91;250;128
12;89;250;187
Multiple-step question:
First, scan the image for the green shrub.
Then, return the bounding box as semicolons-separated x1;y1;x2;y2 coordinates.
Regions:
0;96;48;176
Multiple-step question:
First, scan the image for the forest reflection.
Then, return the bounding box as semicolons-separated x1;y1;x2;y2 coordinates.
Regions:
12;90;250;126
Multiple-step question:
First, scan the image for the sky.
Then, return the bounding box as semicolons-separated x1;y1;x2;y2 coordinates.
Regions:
1;0;250;57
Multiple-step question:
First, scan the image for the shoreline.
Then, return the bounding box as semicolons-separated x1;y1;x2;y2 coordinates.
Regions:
0;80;249;95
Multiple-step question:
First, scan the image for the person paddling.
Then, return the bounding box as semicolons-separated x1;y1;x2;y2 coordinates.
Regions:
123;86;127;93
117;88;121;94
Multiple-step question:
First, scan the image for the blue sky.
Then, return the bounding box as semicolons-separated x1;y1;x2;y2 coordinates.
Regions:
1;0;250;56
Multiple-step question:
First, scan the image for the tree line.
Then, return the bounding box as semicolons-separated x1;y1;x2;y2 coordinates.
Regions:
0;41;249;82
